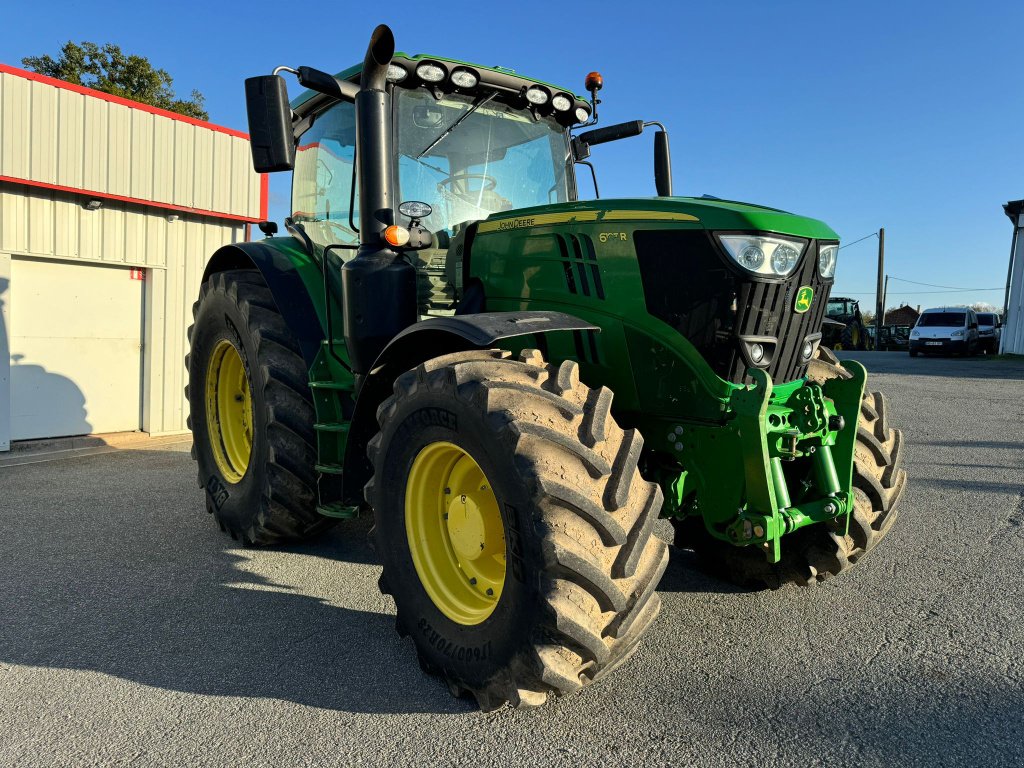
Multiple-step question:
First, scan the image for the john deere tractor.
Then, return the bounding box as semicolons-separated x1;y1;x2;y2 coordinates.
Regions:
186;25;906;709
822;296;868;350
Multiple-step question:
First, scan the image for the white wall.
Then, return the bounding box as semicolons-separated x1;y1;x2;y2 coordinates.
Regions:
0;184;245;449
0;251;10;450
1002;212;1024;355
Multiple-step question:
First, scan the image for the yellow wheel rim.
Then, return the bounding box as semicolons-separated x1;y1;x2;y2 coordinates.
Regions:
405;441;506;625
205;339;253;484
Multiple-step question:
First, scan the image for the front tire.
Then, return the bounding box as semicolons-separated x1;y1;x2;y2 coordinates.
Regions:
186;269;332;544
366;349;668;709
674;347;906;589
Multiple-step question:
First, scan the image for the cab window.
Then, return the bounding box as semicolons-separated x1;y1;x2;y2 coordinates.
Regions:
291;101;359;250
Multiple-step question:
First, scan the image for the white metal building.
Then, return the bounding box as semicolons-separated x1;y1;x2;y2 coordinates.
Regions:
1002;200;1024;355
0;63;266;451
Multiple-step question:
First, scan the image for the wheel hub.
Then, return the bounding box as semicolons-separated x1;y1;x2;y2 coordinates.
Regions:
205;339;253;484
405;441;506;625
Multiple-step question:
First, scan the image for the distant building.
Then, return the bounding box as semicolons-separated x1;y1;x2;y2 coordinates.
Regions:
1003;200;1024;355
0;64;266;451
884;305;920;326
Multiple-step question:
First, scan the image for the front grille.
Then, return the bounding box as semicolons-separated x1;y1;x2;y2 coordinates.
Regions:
634;230;833;384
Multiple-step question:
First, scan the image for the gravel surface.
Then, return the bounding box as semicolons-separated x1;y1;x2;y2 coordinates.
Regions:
1;351;1022;767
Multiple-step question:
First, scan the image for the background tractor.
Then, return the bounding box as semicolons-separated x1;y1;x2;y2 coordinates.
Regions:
186;24;907;710
821;296;869;350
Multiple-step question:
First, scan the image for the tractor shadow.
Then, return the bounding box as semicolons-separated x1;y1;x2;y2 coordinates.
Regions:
658;546;753;595
0;447;473;715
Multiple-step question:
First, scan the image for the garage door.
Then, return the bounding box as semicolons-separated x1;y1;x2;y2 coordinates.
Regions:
10;257;144;440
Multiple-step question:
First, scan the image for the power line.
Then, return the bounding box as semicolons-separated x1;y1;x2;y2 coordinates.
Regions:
839;288;1002;295
838;231;879;250
886;275;978;290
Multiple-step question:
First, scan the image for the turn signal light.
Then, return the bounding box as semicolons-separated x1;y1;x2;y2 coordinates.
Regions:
384;225;410;247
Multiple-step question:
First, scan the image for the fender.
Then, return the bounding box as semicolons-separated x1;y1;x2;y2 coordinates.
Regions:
340;311;599;503
203;239;326;367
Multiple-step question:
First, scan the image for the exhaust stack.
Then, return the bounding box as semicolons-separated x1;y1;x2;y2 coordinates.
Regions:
341;24;417;376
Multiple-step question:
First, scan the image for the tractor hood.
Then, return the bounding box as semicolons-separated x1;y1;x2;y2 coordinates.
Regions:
478;197;839;241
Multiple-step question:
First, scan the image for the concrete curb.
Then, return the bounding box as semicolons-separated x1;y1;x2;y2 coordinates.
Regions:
0;431;193;467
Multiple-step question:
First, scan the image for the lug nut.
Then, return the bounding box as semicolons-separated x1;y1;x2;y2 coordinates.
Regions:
824;503;836;515
486;588;494;596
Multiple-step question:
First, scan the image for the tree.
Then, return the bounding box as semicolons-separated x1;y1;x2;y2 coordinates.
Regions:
968;301;1000;314
22;42;207;120
862;310;876;326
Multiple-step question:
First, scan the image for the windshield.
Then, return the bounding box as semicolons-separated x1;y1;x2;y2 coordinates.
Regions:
827;299;849;315
977;313;996;326
395;88;571;235
918;312;966;327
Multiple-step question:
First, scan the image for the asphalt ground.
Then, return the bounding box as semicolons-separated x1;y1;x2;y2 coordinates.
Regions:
1;351;1022;767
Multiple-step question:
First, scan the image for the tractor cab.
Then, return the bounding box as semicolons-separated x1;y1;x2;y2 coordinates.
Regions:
288;58;587;316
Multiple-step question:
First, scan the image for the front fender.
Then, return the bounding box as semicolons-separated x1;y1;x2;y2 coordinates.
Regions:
340;311;598;503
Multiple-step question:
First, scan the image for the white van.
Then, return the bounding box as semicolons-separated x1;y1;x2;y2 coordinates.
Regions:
909;307;980;357
976;311;1002;354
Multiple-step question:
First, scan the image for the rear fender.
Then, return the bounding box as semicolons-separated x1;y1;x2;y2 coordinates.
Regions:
203;239;325;367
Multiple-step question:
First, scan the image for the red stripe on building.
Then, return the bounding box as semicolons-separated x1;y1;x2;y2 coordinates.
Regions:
0;62;250;140
0;175;264;224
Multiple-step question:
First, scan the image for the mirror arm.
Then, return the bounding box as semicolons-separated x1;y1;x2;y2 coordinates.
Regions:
576;160;600;199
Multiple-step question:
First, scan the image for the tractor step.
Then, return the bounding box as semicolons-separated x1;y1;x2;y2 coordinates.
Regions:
315;462;345;475
310;381;350;391
314;422;351;433
317;502;359;519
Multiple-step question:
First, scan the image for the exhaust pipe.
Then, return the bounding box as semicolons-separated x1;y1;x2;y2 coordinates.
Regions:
341;24;417;376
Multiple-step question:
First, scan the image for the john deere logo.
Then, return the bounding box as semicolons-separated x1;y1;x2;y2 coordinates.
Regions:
795;286;814;314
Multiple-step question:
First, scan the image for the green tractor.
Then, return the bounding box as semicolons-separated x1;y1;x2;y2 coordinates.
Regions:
186;25;906;709
821;296;869;350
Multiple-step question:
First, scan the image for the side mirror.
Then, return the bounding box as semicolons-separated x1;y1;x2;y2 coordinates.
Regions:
654;130;673;197
245;75;296;173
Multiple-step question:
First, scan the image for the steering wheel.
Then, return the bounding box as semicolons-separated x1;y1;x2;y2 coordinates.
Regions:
320;219;359;247
437;173;498;203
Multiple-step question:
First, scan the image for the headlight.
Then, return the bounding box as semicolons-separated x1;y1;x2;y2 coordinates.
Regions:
575;106;590;123
951;329;964;337
551;93;572;111
911;330;920;338
716;234;806;277
818;244;838;279
386;64;408;83
449;68;479;89
525;86;549;105
416;62;447;83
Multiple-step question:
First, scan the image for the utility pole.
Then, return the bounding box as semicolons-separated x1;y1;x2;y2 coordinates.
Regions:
875;228;885;344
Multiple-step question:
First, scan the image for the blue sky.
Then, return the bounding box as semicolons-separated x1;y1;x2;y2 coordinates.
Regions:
3;0;1020;311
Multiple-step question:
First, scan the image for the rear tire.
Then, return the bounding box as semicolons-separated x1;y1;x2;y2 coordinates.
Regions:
366;349;668;709
186;269;333;545
673;346;906;589
841;321;864;351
